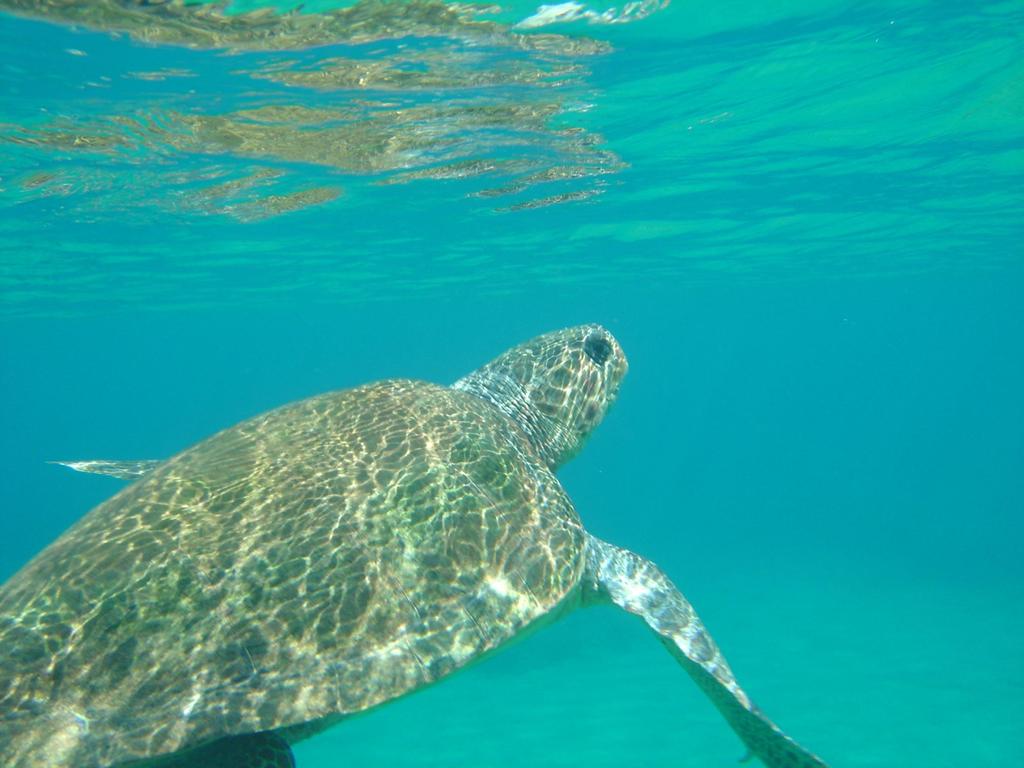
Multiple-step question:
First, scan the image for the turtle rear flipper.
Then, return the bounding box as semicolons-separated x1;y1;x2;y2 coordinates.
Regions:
168;732;295;768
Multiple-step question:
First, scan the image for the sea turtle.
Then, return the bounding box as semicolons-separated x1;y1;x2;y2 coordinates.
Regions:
0;325;829;768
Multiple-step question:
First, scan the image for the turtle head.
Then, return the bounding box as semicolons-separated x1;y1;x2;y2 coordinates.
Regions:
453;324;628;469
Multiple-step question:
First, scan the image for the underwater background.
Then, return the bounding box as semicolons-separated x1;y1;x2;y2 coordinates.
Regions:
1;1;1022;766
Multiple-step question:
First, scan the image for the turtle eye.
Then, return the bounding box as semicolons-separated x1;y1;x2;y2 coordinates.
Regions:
583;332;612;366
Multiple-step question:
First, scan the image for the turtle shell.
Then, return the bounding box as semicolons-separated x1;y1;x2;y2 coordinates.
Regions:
0;380;586;768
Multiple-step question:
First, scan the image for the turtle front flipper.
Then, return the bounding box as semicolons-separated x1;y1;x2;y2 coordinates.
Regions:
48;458;162;479
583;535;829;768
164;732;295;768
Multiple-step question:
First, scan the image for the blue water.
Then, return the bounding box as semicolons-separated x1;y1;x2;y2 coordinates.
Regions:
1;1;1022;767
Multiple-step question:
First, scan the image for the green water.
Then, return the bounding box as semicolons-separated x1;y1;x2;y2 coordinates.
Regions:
1;1;1022;767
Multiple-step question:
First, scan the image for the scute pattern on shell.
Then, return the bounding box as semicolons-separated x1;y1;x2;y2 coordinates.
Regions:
0;380;586;768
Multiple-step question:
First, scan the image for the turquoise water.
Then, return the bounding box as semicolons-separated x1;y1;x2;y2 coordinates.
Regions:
1;2;1022;767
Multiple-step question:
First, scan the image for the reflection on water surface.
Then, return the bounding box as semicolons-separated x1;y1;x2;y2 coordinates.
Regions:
1;0;624;220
